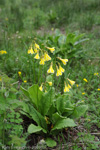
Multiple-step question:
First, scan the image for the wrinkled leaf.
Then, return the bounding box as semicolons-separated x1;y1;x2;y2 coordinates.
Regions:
51;118;76;131
39;88;54;116
28;84;43;109
52;112;66;125
70;105;88;119
28;124;46;134
29;105;47;130
45;138;56;147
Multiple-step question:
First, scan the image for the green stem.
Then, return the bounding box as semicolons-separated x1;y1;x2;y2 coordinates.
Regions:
3;112;6;145
33;58;36;84
38;65;41;85
2;81;5;145
53;55;56;87
56;76;61;92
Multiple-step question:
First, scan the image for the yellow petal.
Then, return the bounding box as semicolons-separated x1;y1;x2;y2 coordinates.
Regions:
34;53;40;59
67;78;75;86
0;50;7;54
34;49;38;53
24;80;27;83
64;84;70;92
18;71;21;76
39;84;43;91
56;68;62;76
44;53;51;61
67;84;71;89
47;63;54;73
48;82;52;86
82;92;85;95
58;57;68;65
35;43;40;49
28;47;34;54
83;78;88;82
59;65;65;73
39;57;45;65
47;47;55;53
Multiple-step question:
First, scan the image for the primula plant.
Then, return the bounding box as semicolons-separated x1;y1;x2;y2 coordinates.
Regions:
20;42;88;148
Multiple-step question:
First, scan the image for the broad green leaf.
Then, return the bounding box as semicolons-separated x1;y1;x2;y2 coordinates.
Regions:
20;86;30;98
64;108;74;111
45;138;56;147
58;35;66;47
28;84;43;109
70;105;88;119
66;33;75;45
64;100;74;109
74;38;89;45
47;103;56;117
29;105;47;130
73;33;85;42
55;29;61;36
56;95;65;114
19;101;30;113
51;118;76;131
28;124;46;134
46;75;53;82
39;88;54;116
52;112;66;125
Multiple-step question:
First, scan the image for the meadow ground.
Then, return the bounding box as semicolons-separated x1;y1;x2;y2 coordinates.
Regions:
0;0;100;149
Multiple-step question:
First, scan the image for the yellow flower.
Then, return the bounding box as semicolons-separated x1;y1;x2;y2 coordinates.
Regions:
44;53;51;61
51;28;54;31
67;84;71;89
64;83;70;92
67;78;75;86
59;64;65;73
24;80;27;83
0;78;2;81
0;50;7;55
97;88;100;91
83;78;88;82
28;47;34;54
88;119;91;122
56;66;62;76
47;63;54;74
35;43;40;49
76;84;79;87
94;73;99;76
39;57;45;65
34;53;40;59
57;57;68;65
48;82;52;86
18;71;21;76
46;47;55;53
34;48;38;53
39;84;43;91
82;92;85;95
81;100;84;102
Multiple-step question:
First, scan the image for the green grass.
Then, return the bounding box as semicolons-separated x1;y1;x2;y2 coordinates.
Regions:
0;0;100;149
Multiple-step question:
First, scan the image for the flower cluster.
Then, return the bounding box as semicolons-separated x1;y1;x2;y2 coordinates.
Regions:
28;42;75;93
0;50;7;55
94;73;99;76
39;81;53;91
28;43;52;65
64;78;75;92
